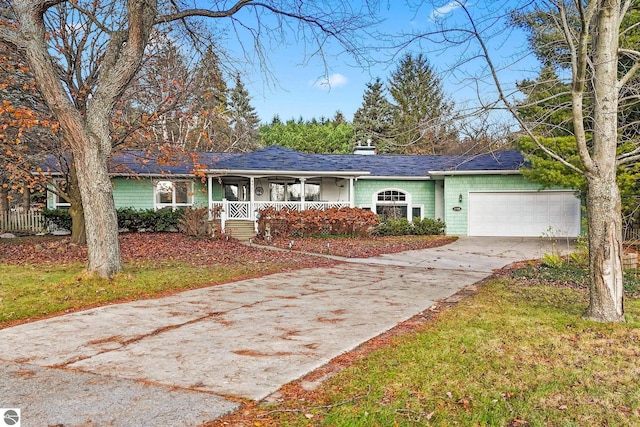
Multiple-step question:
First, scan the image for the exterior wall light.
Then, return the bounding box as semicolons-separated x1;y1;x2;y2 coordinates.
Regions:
458;193;463;203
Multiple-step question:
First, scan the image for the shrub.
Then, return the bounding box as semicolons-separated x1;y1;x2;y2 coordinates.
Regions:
375;217;446;236
257;207;379;240
42;209;72;231
151;209;184;232
178;207;209;237
117;208;184;232
541;252;565;268
412;217;446;235
375;218;413;236
42;208;185;234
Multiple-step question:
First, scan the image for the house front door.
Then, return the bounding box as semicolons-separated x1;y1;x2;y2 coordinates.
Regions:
223;181;250;202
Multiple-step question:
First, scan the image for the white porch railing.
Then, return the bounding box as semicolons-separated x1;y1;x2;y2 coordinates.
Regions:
209;200;351;230
253;201;349;212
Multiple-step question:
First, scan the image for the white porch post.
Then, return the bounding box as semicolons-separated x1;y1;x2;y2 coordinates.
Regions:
249;177;255;214
300;178;306;211
207;176;213;220
349;178;355;208
250;177;258;233
221;198;228;232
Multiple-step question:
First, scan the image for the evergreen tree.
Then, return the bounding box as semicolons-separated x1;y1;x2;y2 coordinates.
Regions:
259;117;353;153
387;53;456;154
228;74;261;152
189;47;232;151
352;77;394;153
332;110;345;125
515;65;573;137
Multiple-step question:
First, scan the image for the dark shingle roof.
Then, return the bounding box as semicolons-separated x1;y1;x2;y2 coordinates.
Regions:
209;146;525;177
108;150;237;175
41;146;525;177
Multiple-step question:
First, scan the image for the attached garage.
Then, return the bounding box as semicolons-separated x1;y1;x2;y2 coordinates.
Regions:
468;191;581;237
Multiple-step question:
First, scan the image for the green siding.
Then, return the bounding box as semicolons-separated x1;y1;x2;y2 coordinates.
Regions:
209;180;224;201
193;180;208;207
354;179;435;219
111;177;208;210
48;172;574;237
443;174;547;235
112;178;154;210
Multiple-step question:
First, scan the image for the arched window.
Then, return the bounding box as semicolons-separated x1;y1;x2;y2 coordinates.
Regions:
377;190;407;202
374;189;410;220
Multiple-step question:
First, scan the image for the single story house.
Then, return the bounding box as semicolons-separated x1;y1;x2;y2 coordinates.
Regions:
46;145;582;238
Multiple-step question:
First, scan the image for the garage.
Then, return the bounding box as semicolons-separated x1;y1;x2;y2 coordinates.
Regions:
468;191;581;237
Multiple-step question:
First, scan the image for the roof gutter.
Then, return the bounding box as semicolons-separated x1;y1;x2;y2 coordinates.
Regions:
204;169;370;178
36;171;198;178
358;175;431;180
428;169;521;176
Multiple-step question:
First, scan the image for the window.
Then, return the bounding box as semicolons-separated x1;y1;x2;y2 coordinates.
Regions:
155;180;193;210
270;182;320;201
377;190;406;202
223;182;249;201
377;205;407;220
50;178;70;209
375;189;411;221
270;183;286;201
304;183;321;201
412;206;422;220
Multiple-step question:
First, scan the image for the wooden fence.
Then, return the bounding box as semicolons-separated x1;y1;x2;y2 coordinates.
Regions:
0;209;45;233
625;228;640;244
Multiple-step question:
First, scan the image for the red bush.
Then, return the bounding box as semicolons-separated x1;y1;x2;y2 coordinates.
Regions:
257;207;379;240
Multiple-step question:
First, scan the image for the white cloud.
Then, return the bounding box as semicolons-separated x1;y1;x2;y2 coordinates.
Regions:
311;73;348;90
429;1;466;21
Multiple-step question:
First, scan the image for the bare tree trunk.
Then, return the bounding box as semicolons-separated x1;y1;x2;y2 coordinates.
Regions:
22;184;31;211
585;177;624;322
583;0;624;322
0;188;9;214
69;202;87;245
67;165;86;245
74;142;121;277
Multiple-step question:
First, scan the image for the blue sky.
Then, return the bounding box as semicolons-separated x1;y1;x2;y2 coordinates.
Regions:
222;1;539;123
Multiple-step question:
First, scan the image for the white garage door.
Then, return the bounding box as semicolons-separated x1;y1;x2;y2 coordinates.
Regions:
468;191;581;237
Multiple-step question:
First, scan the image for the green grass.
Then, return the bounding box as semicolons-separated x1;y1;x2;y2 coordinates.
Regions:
262;280;640;426
0;262;272;326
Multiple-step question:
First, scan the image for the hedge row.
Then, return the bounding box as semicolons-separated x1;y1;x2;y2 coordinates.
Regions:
42;207;446;239
375;217;446;236
42;208;185;233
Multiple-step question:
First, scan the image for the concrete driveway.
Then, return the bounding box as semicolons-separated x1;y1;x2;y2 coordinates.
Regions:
0;237;568;426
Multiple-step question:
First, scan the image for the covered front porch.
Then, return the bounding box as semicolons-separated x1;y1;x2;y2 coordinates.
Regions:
206;170;367;233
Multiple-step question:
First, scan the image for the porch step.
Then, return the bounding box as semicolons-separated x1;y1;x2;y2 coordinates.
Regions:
224;220;256;242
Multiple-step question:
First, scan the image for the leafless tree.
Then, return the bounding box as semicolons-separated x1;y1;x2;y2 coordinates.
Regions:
410;0;639;322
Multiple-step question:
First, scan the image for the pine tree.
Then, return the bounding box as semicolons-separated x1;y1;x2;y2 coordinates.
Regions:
352;77;394;153
189;47;232;151
387;53;456;154
227;74;261;152
515;65;573;137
